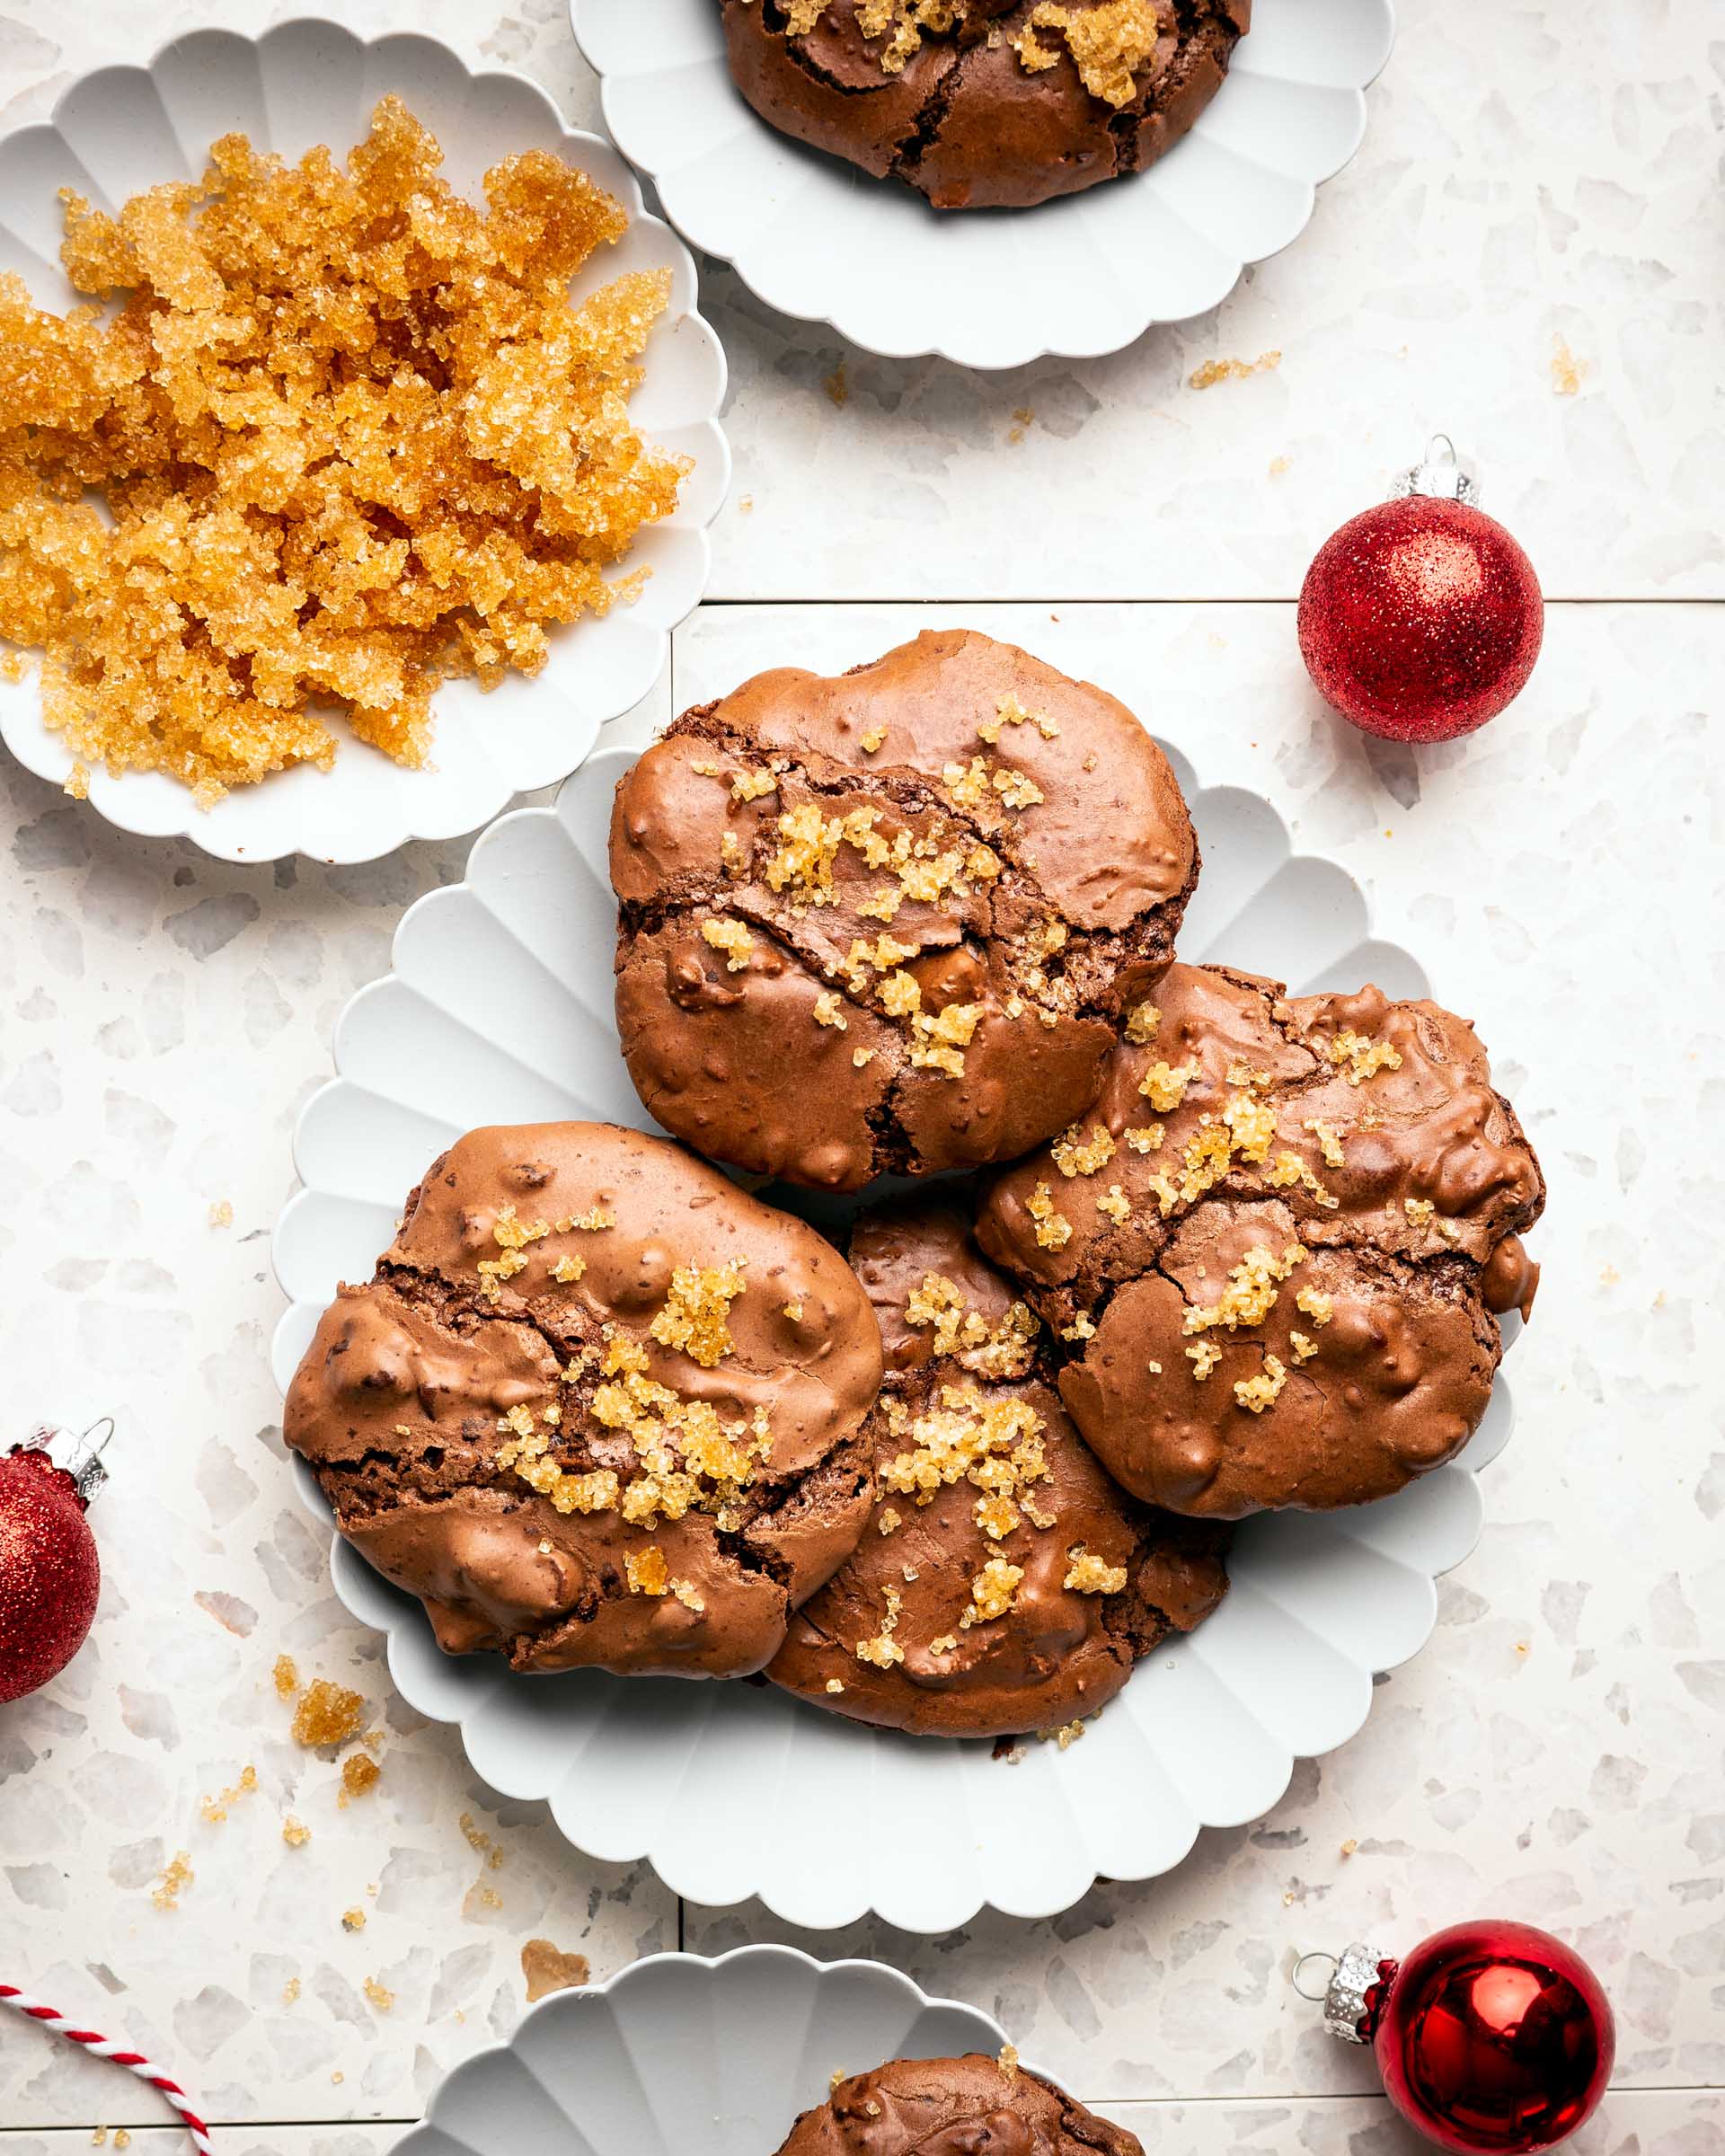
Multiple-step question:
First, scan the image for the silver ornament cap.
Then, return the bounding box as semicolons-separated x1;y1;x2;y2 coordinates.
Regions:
1391;432;1479;507
25;1417;115;1507
1293;1942;1388;2046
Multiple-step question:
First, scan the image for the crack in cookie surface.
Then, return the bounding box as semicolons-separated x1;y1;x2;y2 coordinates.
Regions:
976;962;1544;1517
610;629;1198;1190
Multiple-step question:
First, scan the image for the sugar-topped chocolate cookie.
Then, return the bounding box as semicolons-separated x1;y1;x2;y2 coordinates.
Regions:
975;966;1545;1518
721;2;1251;212
284;1123;882;1678
765;1199;1227;1736
610;630;1197;1191
778;2052;1143;2156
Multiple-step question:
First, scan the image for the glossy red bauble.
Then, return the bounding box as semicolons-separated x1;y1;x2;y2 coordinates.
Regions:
1373;1922;1614;2153
0;1446;102;1705
1298;495;1544;743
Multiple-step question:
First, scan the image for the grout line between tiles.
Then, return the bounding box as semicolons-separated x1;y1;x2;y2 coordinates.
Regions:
690;594;1725;609
3;2084;1720;2133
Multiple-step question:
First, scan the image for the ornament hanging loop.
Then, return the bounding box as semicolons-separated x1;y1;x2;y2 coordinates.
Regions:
1291;1952;1338;2002
1392;432;1479;507
63;1417;116;1506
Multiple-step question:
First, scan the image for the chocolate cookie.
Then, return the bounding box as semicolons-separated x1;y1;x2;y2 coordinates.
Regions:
283;1123;882;1678
765;1199;1227;1736
778;2053;1143;2156
975;966;1545;1518
610;630;1198;1191
720;2;1251;212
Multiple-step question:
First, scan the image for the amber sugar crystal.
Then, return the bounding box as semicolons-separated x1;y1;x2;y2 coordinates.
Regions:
0;98;686;805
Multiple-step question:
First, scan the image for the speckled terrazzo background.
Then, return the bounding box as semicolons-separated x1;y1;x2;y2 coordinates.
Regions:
0;2;1721;2152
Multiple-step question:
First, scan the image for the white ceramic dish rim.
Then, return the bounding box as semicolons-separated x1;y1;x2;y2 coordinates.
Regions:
269;711;1525;1929
390;1944;1017;2156
568;0;1399;368
0;18;731;864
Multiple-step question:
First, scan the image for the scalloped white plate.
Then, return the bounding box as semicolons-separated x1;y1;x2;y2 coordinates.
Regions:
398;1946;1013;2156
0;20;729;863
270;702;1521;1930
569;0;1396;368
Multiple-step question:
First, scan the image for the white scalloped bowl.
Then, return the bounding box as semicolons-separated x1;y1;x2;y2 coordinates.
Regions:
570;0;1396;368
0;21;729;863
270;720;1522;1931
399;1947;1012;2156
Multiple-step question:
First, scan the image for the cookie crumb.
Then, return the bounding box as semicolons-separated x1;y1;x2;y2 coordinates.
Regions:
1189;349;1282;390
521;1939;589;2002
152;1851;192;1912
200;1764;258;1824
340;1754;381;1806
291;1679;366;1749
1550;337;1585;396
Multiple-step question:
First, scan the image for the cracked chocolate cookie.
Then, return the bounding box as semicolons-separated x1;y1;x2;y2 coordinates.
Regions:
609;629;1198;1191
765;1198;1227;1737
975;965;1546;1519
777;2052;1144;2156
283;1122;883;1678
721;2;1251;212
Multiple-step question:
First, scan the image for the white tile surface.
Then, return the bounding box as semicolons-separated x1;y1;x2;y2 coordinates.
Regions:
1;0;1721;2144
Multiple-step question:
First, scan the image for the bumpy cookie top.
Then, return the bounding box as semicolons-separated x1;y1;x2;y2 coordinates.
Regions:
976;965;1544;1517
766;1200;1227;1737
776;2053;1144;2156
284;1123;883;1677
610;630;1197;1190
720;2;1251;212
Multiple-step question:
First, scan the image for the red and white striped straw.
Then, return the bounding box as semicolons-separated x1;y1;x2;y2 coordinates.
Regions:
0;1984;214;2155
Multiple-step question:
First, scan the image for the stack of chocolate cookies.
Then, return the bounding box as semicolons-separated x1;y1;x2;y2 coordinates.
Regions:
286;629;1544;1745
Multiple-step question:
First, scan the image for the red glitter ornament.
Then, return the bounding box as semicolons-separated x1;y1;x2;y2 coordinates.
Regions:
0;1420;111;1707
1298;1922;1614;2154
1298;437;1544;743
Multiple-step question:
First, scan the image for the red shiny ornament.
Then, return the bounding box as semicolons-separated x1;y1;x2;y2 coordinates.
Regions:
1298;446;1544;743
1305;1923;1614;2154
0;1440;103;1706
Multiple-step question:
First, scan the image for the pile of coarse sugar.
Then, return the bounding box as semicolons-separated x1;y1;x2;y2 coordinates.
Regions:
0;96;686;806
